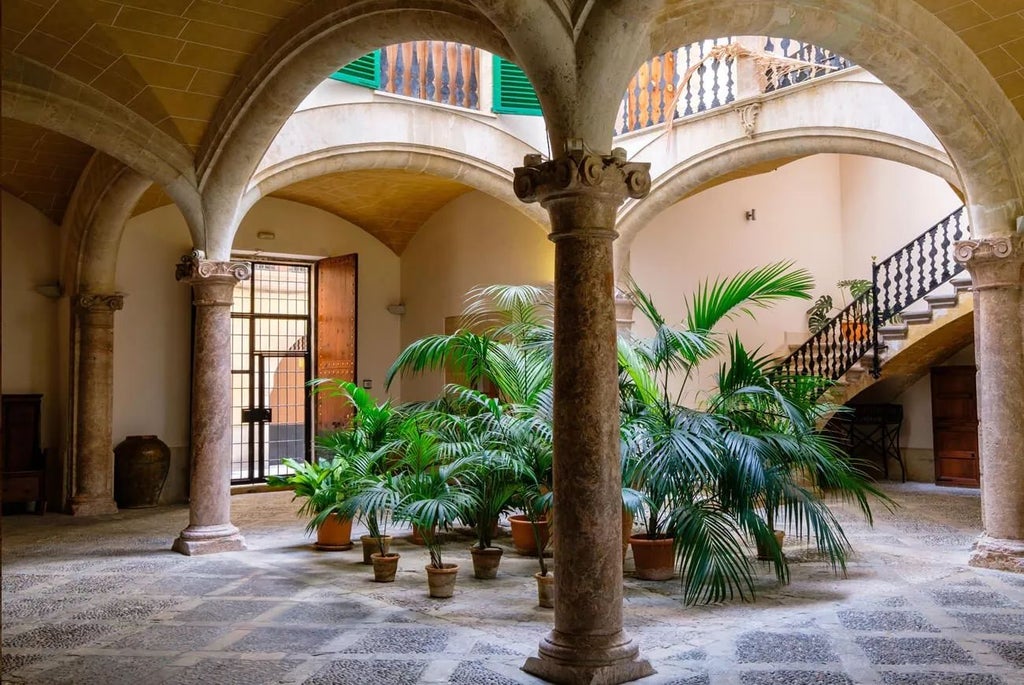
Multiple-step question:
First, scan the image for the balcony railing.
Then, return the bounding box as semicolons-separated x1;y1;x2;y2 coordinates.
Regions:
380;41;480;110
614;37;854;136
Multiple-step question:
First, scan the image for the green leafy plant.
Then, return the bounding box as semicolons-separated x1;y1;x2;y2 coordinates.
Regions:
807;278;872;334
266;456;353;536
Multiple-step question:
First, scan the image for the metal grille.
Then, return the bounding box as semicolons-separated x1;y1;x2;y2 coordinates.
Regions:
230;261;312;484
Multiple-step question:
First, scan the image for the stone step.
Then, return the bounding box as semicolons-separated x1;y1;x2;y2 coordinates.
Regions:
950;272;973;290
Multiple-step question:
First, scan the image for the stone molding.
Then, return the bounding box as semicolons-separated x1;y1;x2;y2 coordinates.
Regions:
738;103;761;138
954;234;1024;291
74;293;125;313
514;150;651;206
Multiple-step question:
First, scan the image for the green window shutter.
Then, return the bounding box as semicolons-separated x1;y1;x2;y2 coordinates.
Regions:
330;51;381;88
492;55;542;116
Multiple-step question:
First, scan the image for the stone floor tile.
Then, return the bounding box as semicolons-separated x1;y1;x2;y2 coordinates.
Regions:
985;640;1024;668
951;613;1024;636
303;658;427;685
739;670;854;685
218;575;311;598
28;655;171;685
1;622;117;649
1;573;54;593
341;626;450;654
167;598;281;623
855;637;974;665
164;657;304;685
225;626;338;653
930;589;1019;609
101;623;230;651
0;652;43;674
68;597;178;621
139;574;238;596
274;599;375;624
879;673;1004;685
836;610;940;632
736;632;839;663
447;661;523;684
1;596;89;621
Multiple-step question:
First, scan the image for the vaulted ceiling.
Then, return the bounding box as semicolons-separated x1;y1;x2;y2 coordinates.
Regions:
1;0;1021;230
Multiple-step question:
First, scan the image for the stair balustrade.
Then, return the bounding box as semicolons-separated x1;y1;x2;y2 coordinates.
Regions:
776;205;968;383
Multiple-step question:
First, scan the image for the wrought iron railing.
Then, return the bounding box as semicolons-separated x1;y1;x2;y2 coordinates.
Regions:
870;205;969;375
777;205;968;383
380;41;480;109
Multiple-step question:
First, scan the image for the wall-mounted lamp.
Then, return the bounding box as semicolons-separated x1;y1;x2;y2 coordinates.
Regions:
745;209;757;222
362;379;373;390
256;231;276;240
386;304;406;315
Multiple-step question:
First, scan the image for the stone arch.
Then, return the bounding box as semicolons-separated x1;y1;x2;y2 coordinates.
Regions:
615;129;959;280
2;53;201;232
61;154;152;294
647;1;1024;238
239;100;550;242
196;2;513;259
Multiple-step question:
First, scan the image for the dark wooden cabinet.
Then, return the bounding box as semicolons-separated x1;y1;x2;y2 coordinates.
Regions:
2;394;48;513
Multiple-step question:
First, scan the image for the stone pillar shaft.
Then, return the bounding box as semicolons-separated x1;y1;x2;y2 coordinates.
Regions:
70;294;124;516
172;251;249;555
515;151;655;684
955;234;1024;572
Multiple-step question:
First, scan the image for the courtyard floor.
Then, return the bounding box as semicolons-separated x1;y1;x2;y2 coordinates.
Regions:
2;482;1023;685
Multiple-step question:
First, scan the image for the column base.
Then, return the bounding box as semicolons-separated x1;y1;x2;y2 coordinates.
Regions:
70;497;118;517
522;630;655;685
172;523;247;556
969;535;1024;573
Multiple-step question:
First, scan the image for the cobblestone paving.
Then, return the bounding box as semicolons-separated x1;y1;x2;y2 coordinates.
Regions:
2;483;1022;684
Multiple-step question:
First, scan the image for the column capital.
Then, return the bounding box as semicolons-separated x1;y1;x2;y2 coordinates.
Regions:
75;293;125;313
514;150;651;206
954;234;1024;291
175;249;252;284
514;150;650;241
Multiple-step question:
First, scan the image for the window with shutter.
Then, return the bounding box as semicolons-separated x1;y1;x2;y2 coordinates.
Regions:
492;55;542;116
330;51;381;88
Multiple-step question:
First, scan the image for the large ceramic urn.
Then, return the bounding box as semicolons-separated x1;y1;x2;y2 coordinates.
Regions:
114;435;171;508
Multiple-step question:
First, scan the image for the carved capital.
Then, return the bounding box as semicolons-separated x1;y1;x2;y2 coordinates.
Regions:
513;150;651;207
175;249;252;284
75;293;125;313
954;235;1024;291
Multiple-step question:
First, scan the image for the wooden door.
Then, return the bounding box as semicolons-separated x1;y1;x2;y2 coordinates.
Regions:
315;254;357;434
931;366;979;487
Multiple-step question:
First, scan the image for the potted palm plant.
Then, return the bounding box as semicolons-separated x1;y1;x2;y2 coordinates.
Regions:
391;422;480;598
806;278;872;339
267;456;356;551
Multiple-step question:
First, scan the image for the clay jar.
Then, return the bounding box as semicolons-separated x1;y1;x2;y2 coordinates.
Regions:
113;435;170;508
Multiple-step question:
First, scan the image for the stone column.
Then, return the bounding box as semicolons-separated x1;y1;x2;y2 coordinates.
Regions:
515;150;655;684
955;234;1024;572
172;251;249;555
70;293;124;516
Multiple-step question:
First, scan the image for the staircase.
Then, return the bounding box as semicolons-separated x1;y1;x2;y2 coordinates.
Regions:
775;206;970;396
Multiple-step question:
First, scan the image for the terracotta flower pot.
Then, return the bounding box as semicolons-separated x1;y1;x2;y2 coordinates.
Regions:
509;515;549;556
361;535;392;564
470;546;503;579
535;572;555;608
371;552;400;582
840;320;869;342
630;534;675;580
315;515;353;551
410;524;436;546
425;563;459;598
756;530;786;561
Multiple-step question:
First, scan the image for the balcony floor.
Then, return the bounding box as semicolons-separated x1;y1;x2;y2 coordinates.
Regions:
2;483;1022;684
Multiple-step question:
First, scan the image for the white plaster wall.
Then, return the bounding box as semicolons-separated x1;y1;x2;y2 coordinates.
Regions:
399;191;553;401
838;156;962;280
114;204;193;504
233;197;402;400
1;192;62;458
629;154;846;395
113;198;401;502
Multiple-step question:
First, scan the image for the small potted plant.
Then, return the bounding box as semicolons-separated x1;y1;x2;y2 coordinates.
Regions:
806;279;872;340
267;456;355;551
393;424;480;598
